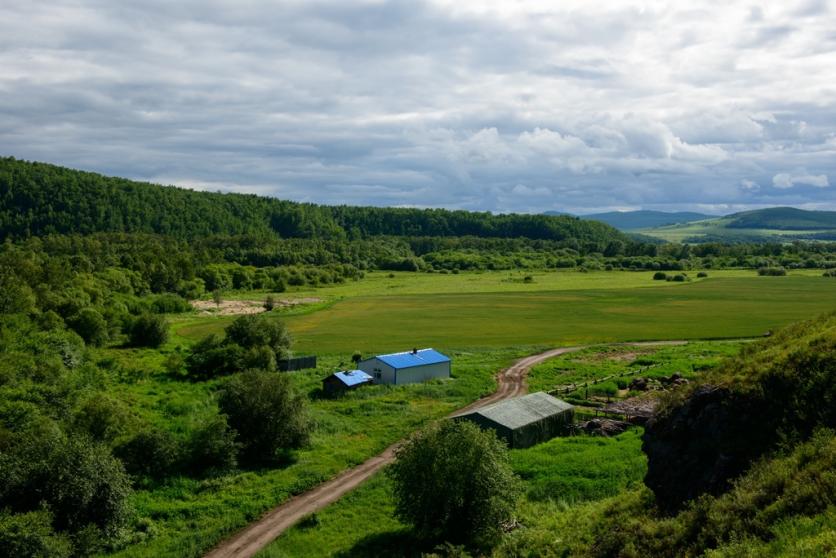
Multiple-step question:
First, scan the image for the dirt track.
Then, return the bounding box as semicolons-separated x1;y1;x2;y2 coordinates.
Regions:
203;343;672;558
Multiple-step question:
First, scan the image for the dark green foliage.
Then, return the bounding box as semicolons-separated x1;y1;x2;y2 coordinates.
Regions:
0;509;72;558
0;426;133;540
187;315;292;379
388;420;521;545
147;293;192;314
187;414;239;474
824;269;836;277
697;271;708;277
72;396;133;444
218;371;311;465
66;307;109;346
185;334;244;379
115;429;180;480
263;295;275;311
653;271;667;280
127;313;169;348
725;206;836;230
224;314;291;356
757;266;787;276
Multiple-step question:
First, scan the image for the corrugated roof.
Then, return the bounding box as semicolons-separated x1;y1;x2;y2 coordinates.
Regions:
373;348;451;370
468;392;573;430
331;370;373;387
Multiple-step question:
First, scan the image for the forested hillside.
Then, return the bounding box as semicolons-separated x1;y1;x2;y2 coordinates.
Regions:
725;207;836;230
0;157;622;245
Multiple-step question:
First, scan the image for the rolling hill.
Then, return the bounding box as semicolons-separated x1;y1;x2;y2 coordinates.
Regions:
638;207;836;243
580;210;713;230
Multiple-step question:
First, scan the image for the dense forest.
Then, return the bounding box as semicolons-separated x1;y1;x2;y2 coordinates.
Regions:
0;157;623;244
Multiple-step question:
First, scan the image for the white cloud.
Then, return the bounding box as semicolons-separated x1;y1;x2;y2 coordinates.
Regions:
772;172;830;189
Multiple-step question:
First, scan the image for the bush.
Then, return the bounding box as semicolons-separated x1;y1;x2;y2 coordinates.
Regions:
672;274;687;282
148;294;191;314
388;420;521;545
187;414;239;474
218;371;311;464
263;295;275;312
185;335;244;380
0;427;133;540
66;308;109;346
72;396;133;444
697;271;708;278
758;266;787;276
0;509;72;558
823;269;836;277
127;313;169;348
115;429;180;479
224;314;291;358
653;272;667;280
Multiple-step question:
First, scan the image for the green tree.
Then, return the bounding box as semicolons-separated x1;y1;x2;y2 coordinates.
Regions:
66;308;109;346
187;414;239;474
0;509;72;558
127;313;169;348
218;371;311;464
388;420;521;545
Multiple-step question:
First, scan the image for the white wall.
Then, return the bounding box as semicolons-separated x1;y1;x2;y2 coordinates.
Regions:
357;358;451;385
395;361;450;385
357;358;396;384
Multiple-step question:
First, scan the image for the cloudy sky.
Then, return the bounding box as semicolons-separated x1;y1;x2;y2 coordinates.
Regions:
1;1;835;214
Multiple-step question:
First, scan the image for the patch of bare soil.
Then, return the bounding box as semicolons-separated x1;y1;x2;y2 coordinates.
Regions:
191;297;321;316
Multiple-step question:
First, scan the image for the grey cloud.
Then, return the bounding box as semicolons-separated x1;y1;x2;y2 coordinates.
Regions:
1;0;835;214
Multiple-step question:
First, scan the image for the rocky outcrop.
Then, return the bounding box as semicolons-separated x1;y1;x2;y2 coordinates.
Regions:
642;385;776;513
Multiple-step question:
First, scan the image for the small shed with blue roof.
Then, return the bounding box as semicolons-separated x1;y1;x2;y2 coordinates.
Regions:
358;348;451;385
322;370;373;395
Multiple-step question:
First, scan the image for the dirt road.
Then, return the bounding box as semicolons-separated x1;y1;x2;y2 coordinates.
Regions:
203;345;586;558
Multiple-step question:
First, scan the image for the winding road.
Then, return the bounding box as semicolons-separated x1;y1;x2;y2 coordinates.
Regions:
203;344;647;558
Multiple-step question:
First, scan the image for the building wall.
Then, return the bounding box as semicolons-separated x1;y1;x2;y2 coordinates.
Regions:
395;361;450;385
357;358;396;384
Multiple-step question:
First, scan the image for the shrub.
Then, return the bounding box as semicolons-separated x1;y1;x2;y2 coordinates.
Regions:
758;266;787;276
823;269;836;277
115;429;180;479
697;271;708;278
0;509;72;558
148;294;191;314
218;371;311;464
72;396;133;444
672;274;687;282
653;272;667;280
187;414;239;474
66;308;109;346
224;314;291;358
263;295;275;312
0;427;133;540
127;313;169;348
185;335;244;380
388;420;521;545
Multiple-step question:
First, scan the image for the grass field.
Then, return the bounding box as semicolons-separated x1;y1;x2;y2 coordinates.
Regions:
637;218;836;242
175;275;836;356
256;430;647;558
102;348;530;558
104;271;836;557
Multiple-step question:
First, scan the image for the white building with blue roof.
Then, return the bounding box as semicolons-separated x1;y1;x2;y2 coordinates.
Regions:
358;348;451;385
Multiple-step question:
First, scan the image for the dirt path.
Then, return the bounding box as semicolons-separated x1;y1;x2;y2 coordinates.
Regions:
203;346;583;558
203;342;682;558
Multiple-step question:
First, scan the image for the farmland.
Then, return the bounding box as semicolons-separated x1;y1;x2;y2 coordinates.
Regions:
99;270;836;557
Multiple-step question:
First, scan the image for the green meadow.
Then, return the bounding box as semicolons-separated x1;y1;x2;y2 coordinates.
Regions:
177;274;836;355
105;271;836;557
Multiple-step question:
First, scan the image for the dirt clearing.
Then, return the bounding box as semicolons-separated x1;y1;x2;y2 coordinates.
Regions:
191;298;321;316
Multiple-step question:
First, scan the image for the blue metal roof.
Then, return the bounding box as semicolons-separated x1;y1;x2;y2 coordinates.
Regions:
375;348;451;370
332;370;373;387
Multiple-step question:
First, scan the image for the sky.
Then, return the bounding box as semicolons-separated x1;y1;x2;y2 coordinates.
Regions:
1;0;835;215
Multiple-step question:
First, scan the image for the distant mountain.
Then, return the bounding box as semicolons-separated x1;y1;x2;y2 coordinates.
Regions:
581;210;713;230
638;207;836;243
724;207;836;230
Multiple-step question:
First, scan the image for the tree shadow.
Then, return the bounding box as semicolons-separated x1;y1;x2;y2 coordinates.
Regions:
335;528;432;558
